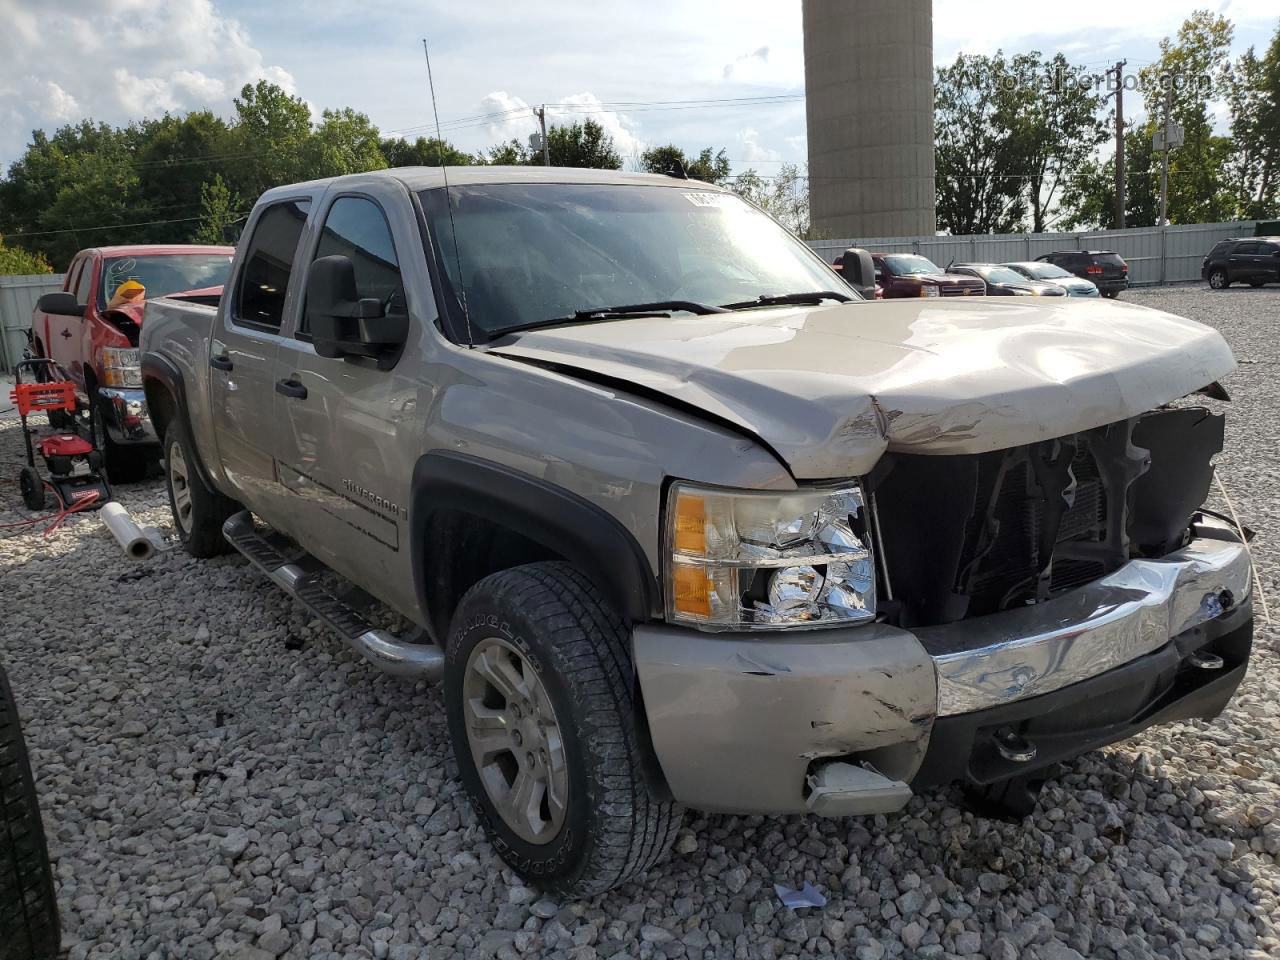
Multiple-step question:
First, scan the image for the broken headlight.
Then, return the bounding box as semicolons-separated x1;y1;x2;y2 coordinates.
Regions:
665;482;876;631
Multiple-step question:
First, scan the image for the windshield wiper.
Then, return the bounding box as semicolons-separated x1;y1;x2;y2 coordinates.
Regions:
719;290;853;309
493;300;727;337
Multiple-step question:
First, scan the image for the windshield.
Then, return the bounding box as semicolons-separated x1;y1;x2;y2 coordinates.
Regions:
420;183;849;338
101;254;232;307
980;267;1029;284
1010;262;1071;280
884;255;940;275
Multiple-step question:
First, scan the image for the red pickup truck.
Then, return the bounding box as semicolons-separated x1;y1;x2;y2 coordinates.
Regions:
31;244;232;481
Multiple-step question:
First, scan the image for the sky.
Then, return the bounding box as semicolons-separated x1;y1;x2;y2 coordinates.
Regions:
0;0;1278;175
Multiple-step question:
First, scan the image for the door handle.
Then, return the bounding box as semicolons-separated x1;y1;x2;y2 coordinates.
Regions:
275;378;308;399
61;329;72;338
209;354;234;371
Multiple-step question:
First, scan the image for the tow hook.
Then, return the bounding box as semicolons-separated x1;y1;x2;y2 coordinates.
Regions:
1187;650;1225;670
993;727;1037;763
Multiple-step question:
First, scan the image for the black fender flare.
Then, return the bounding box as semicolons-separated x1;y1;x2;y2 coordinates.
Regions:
141;351;218;491
411;451;661;629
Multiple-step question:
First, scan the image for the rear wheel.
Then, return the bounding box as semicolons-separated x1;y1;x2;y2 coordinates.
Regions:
1102;289;1120;299
0;666;61;959
1209;268;1229;290
17;468;44;512
164;418;237;557
444;562;681;896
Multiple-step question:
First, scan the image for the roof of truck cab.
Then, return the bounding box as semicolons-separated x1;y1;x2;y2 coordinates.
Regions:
257;166;729;200
82;244;235;257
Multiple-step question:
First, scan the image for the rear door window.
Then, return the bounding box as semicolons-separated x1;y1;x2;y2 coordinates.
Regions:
233;199;312;329
300;196;406;338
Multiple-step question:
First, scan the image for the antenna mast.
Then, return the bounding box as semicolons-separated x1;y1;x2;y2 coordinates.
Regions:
422;38;473;347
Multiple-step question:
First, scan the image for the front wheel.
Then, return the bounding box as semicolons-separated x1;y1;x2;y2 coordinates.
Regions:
164;418;237;557
444;562;681;896
91;394;148;484
1209;268;1229;290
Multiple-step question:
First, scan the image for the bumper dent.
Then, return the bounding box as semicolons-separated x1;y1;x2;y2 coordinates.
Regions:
918;520;1251;716
635;521;1251;816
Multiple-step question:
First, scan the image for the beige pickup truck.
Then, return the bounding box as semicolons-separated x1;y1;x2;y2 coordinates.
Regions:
140;166;1253;894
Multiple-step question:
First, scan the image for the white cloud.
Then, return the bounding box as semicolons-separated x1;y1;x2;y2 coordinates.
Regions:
550;93;647;163
723;45;770;80
736;127;782;164
469;90;648;163
0;0;294;167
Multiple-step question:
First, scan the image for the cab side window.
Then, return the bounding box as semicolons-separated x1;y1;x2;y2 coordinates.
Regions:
234;199;312;329
300;196;405;337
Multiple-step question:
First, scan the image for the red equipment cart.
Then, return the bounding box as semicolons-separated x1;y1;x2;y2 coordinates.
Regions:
9;358;111;511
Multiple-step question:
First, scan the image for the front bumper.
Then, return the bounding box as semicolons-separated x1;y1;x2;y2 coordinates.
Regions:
633;520;1252;816
97;387;158;446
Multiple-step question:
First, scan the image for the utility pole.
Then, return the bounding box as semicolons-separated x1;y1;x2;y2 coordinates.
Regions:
534;105;550;166
1107;60;1127;230
1158;82;1173;228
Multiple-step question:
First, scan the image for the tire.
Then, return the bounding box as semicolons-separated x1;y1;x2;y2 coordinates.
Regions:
164;417;237;558
0;666;61;960
444;562;681;896
91;394;147;485
17;469;44;512
1102;290;1120;299
1209;268;1229;290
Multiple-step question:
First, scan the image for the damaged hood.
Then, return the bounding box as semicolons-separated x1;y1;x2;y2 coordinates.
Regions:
490;297;1235;479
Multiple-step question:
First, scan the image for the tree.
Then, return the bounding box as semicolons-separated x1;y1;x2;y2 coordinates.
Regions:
728;164;810;236
131;111;234;244
380;136;474;167
1225;22;1280;218
191;175;243;245
1059;125;1158;229
640;145;730;184
306;108;387;178
0;238;52;274
227;81;313;201
483;140;531;165
1004;53;1108;231
1137;11;1237;223
543;119;622;169
934;53;1028;234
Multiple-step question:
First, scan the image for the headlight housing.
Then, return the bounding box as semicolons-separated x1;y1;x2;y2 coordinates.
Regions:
665;482;876;631
920;285;940;298
100;347;142;388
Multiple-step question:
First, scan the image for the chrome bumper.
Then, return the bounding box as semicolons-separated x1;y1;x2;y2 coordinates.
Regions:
917;520;1252;716
634;520;1251;816
97;387;158;445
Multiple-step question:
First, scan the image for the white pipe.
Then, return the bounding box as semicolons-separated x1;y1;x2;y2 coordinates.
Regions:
99;501;155;561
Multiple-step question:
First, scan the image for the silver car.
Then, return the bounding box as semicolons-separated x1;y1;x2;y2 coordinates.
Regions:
1002;260;1100;296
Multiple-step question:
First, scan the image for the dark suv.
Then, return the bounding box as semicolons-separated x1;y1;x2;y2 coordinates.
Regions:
1036;250;1128;298
1202;237;1280;289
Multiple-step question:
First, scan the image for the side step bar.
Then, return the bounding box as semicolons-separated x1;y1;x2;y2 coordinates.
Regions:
222;511;444;681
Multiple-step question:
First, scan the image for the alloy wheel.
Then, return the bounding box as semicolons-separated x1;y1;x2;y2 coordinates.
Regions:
461;637;569;844
168;440;193;534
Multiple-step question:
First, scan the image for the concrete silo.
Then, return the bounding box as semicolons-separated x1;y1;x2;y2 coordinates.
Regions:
803;0;935;239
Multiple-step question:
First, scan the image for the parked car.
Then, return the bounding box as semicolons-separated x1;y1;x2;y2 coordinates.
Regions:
1035;250;1128;298
30;244;233;481
947;263;1066;297
141;167;1252;895
1000;261;1101;297
1202;237;1280;289
872;253;985;298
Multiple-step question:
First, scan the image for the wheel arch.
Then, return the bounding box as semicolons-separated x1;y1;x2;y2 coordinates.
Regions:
141;352;217;491
411;451;661;640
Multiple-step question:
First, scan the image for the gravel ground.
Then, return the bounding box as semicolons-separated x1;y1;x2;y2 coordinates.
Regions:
2;286;1279;960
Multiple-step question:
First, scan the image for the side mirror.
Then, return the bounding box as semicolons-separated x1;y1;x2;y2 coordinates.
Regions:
37;292;85;317
838;248;877;301
305;255;406;360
